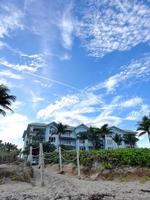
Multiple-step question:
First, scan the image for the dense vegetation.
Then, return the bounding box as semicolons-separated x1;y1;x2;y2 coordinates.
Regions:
44;148;150;169
23;141;56;155
0;140;20;164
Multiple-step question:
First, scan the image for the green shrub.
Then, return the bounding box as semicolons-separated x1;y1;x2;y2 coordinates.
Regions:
44;148;150;168
102;162;113;169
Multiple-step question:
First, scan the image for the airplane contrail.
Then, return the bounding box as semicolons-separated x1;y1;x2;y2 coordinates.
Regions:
24;71;82;92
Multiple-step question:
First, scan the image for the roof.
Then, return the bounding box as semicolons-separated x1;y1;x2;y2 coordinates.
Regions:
74;124;88;130
28;123;47;127
124;129;137;134
23;123;47;138
48;122;58;127
110;126;136;135
65;125;75;131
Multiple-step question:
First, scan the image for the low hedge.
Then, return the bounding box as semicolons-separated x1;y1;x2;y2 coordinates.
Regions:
0;151;18;164
79;148;150;168
44;148;150;168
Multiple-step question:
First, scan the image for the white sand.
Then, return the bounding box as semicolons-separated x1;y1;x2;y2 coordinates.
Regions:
0;167;150;200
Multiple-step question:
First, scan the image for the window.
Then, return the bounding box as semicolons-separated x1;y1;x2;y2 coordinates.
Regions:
107;139;113;145
64;131;71;137
49;129;55;135
49;137;55;143
64;140;72;145
80;146;85;150
80;139;85;144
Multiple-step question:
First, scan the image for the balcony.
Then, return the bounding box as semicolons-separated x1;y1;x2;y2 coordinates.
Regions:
61;133;76;139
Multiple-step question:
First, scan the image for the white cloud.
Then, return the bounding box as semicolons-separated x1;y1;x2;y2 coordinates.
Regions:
0;78;11;86
120;97;143;108
76;0;150;57
126;104;150;121
37;87;145;127
0;58;43;72
11;101;24;111
59;3;74;49
92;114;122;127
89;54;150;92
0;113;28;148
37;92;103;125
138;134;150;148
0;41;8;49
0;69;23;79
0;3;24;38
33;79;52;88
29;91;44;108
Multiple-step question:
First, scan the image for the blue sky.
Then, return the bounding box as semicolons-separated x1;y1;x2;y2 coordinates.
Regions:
0;0;150;148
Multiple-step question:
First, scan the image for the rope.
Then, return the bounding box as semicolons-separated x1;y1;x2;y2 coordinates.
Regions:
61;154;77;162
44;154;58;160
44;156;58;162
32;147;39;150
43;151;57;155
61;148;76;152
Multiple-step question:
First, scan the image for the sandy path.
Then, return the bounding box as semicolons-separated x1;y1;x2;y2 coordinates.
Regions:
0;167;150;200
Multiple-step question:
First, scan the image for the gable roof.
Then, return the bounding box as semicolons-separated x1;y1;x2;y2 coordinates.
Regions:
29;123;47;127
74;124;88;130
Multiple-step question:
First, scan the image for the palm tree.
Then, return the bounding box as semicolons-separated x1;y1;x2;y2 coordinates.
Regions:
32;129;45;144
99;124;111;137
87;127;102;149
99;124;112;148
77;131;88;140
112;133;122;148
137;116;150;143
56;122;67;146
0;84;16;116
123;133;139;148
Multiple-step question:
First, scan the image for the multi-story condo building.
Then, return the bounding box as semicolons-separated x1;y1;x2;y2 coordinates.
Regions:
23;122;136;151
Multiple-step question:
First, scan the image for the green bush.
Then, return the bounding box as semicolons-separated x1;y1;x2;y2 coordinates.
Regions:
44;148;150;168
80;148;150;168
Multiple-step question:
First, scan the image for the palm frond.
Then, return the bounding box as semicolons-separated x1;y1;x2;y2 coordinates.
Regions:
0;84;16;116
138;131;146;136
0;109;6;116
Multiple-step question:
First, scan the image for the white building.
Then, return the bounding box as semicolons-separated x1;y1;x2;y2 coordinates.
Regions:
23;122;136;150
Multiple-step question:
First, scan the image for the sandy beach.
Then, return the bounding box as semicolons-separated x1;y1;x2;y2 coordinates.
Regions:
0;166;150;200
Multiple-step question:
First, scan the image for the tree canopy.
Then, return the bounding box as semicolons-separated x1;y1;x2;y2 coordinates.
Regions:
0;84;16;116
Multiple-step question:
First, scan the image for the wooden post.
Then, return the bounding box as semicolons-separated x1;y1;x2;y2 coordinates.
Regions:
28;146;32;165
39;143;44;186
59;146;63;172
77;149;80;178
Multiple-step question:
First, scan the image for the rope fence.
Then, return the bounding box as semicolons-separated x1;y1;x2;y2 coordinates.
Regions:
28;144;81;186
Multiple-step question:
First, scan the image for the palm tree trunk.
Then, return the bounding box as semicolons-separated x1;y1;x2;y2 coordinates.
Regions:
59;134;61;146
148;132;150;143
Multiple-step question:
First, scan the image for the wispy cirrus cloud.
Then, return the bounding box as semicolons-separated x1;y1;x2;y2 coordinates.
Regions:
76;0;150;57
37;88;146;127
0;57;44;72
59;2;74;49
0;69;23;80
89;54;150;92
37;92;103;125
0;2;24;38
126;104;150;121
30;91;44;105
120;97;143;108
